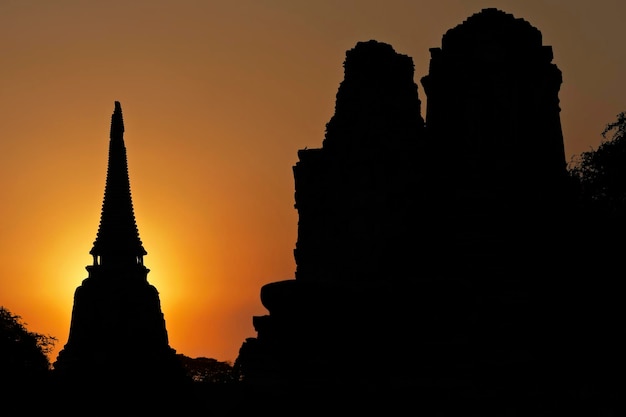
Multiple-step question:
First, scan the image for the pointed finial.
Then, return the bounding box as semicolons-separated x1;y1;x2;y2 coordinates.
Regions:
91;100;146;265
111;101;124;137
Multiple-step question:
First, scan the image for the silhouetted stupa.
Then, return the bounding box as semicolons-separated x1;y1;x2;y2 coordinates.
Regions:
53;102;188;407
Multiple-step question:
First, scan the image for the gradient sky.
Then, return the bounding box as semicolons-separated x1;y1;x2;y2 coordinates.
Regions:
1;0;625;364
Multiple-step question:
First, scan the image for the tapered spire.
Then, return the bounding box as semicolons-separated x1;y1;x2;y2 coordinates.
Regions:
90;101;146;266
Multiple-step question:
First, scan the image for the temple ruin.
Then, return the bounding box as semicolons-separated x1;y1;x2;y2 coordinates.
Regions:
53;102;189;410
234;8;582;413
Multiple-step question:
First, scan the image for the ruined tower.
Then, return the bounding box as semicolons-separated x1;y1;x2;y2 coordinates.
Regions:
235;9;577;414
421;8;571;276
422;8;566;182
293;40;426;283
236;40;427;403
53;102;187;399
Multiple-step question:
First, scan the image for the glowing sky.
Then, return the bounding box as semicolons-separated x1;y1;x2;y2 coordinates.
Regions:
1;1;625;364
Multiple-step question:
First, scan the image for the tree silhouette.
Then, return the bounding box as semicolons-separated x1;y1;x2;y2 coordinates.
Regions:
569;111;626;214
177;354;236;384
0;306;56;374
564;113;626;410
0;306;56;412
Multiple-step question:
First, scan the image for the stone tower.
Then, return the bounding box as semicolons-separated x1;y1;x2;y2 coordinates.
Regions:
235;41;428;405
420;8;571;276
293;40;426;283
422;8;566;185
53;102;187;400
235;9;577;414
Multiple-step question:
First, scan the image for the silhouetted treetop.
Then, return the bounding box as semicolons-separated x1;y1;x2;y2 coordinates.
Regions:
0;306;56;375
569;112;626;214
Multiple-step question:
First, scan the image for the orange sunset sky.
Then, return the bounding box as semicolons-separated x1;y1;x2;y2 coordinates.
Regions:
1;1;625;365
